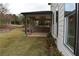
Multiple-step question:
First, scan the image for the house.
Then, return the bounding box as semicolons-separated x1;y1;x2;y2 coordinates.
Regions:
21;3;79;56
49;3;79;56
21;11;52;37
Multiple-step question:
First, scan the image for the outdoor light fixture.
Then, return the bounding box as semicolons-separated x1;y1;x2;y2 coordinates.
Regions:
48;3;52;5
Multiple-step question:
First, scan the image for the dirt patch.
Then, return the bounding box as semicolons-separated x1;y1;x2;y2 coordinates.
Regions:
0;25;13;33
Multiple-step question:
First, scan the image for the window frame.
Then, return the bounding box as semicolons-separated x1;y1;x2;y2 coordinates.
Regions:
56;11;58;37
74;3;79;56
64;13;76;53
64;3;77;54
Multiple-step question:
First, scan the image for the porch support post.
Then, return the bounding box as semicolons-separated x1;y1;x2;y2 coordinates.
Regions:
25;16;28;35
29;17;32;33
23;15;27;35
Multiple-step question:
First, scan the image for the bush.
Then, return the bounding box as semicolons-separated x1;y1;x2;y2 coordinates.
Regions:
52;50;62;56
47;32;57;47
47;32;63;56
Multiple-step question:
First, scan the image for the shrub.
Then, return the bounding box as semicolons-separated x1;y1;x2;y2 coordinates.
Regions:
47;32;63;56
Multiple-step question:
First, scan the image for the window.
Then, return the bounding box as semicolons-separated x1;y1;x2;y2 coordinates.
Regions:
64;3;79;56
56;11;58;37
64;3;76;52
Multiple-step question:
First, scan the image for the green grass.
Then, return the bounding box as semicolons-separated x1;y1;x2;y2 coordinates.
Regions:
0;27;62;56
0;28;49;56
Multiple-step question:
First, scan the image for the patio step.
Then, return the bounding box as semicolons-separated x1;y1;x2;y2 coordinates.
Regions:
27;33;48;37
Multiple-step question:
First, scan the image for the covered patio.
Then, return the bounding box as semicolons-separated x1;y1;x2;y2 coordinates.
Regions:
21;11;52;37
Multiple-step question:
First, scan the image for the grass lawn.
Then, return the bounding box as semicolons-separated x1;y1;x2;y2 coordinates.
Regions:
0;28;49;56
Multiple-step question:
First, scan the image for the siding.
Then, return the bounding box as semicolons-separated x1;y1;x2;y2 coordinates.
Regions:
51;3;75;56
51;3;58;39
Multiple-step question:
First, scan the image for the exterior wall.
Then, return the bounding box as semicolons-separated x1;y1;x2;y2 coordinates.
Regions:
51;3;75;56
51;3;58;39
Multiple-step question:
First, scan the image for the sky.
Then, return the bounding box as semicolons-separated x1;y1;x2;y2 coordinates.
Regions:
65;3;75;11
0;0;50;15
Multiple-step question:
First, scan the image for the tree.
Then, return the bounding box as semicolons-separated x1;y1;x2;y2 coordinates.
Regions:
11;14;23;25
17;14;24;24
0;3;8;14
0;3;9;25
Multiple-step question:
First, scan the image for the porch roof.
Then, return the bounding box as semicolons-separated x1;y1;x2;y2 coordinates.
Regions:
21;11;52;16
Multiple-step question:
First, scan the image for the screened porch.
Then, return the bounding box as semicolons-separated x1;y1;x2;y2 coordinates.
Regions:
21;11;52;37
